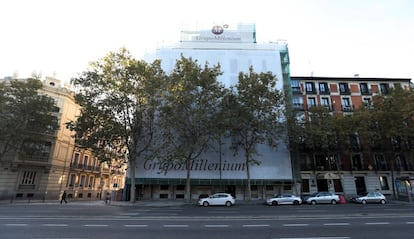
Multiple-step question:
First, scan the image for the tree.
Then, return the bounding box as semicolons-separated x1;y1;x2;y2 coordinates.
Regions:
0;78;59;161
158;55;225;201
227;67;285;200
353;87;414;196
67;48;165;203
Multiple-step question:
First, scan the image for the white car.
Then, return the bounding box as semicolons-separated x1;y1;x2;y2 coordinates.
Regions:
354;191;386;204
266;194;302;206
305;192;340;205
197;193;235;207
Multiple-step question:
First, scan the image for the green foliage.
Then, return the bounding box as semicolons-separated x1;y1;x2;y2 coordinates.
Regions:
158;55;225;200
227;67;284;200
68;48;165;162
228;67;285;162
67;48;166;203
0;78;59;160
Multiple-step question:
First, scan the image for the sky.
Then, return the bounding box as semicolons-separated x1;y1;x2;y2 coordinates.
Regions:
1;0;413;83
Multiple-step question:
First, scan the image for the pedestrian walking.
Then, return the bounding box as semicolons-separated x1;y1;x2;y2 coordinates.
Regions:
105;192;111;205
60;191;68;204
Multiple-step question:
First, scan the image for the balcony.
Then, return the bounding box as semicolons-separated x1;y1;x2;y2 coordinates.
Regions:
361;89;372;95
305;89;317;95
319;89;331;95
291;87;302;94
339;89;351;95
341;105;354;112
293;103;305;111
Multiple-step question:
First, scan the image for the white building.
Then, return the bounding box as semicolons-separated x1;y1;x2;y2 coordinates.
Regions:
131;23;294;200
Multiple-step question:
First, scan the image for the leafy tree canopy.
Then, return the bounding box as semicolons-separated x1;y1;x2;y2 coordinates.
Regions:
0;78;59;160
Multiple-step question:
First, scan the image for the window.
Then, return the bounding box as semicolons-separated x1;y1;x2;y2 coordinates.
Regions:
360;83;370;94
301;179;310;193
339;83;350;94
251;185;258;191
265;185;273;191
160;185;169;190
380;83;389;94
379;176;389;190
69;174;76;187
73;153;80;165
88;176;94;188
375;154;388;170
308;97;317;107
20;171;36;185
362;97;372;108
352;154;363;170
291;80;301;94
305;82;315;93
79;175;86;187
341;98;352;111
83;155;89;166
176;185;185;190
319;82;329;94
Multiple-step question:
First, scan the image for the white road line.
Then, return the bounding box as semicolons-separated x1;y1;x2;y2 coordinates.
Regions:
124;224;148;227
243;224;270;227
406;222;414;224
279;237;350;239
204;225;230;228
365;222;390;225
83;224;109;227
163;225;189;228
283;223;309;227
323;223;350;226
42;224;68;227
4;224;28;226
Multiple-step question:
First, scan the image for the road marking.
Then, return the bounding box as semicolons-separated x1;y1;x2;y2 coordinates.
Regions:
124;224;148;227
243;224;270;227
42;224;68;227
279;237;350;239
406;222;414;224
365;222;390;225
4;224;28;226
323;223;350;226
204;225;230;227
283;223;309;227
83;224;109;227
163;225;189;228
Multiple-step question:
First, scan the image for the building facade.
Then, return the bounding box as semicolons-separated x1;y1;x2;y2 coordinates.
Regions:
128;23;294;201
290;76;413;199
0;76;125;201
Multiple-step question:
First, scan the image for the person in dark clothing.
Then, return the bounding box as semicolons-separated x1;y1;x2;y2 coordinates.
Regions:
60;191;68;204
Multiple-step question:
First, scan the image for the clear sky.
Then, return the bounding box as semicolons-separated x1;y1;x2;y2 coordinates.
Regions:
1;0;413;83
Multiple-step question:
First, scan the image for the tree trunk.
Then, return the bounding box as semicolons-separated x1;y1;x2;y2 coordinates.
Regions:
246;155;251;201
186;159;191;202
129;159;136;203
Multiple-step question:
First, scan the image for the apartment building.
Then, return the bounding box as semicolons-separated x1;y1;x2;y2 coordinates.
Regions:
290;76;412;199
0;76;125;201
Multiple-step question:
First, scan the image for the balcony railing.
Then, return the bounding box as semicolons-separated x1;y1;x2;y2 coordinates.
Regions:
341;105;354;112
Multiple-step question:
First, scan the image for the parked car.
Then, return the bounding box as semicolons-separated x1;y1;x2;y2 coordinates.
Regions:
304;192;340;205
197;193;235;207
352;191;386;204
266;194;302;206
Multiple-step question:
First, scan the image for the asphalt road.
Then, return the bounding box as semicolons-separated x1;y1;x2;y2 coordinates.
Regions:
1;201;414;239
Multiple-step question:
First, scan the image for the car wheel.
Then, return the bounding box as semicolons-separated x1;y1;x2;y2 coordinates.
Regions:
331;200;337;205
272;201;278;206
203;201;209;207
311;200;316;205
225;201;232;207
293;200;299;205
380;199;386;204
361;200;367;205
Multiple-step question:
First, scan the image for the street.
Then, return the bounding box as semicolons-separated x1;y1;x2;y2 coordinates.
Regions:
1;201;414;239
